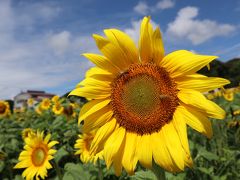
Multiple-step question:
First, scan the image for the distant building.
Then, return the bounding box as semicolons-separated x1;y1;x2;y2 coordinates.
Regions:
14;90;55;109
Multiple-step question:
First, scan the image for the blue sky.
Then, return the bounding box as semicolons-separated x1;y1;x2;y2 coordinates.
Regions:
0;0;240;99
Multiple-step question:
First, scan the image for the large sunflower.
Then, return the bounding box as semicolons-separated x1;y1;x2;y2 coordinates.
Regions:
70;17;230;175
14;130;58;179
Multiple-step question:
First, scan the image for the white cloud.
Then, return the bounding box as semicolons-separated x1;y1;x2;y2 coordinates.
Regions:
0;1;95;99
133;0;175;15
156;0;175;10
133;2;149;15
124;18;159;43
166;6;236;45
48;31;71;55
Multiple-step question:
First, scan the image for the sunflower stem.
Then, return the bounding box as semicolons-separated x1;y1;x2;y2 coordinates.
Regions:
53;160;63;180
151;162;166;180
97;159;103;180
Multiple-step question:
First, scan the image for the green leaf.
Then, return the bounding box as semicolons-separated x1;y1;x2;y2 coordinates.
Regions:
14;175;24;180
0;161;5;172
63;163;92;180
130;170;157;180
198;167;213;175
199;149;219;161
54;147;69;164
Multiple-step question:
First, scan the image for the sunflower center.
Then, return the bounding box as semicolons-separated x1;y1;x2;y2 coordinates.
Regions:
0;103;6;114
32;147;46;166
111;63;179;135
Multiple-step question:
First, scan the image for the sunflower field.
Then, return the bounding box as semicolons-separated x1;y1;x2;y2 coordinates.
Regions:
1;17;240;180
0;87;239;180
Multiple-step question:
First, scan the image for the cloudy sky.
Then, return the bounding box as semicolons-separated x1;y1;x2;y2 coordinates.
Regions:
1;0;240;99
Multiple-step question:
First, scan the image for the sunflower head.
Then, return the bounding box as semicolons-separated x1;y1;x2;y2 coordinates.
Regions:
233;109;240;116
35;105;44;115
206;93;215;100
14;130;58;180
22;128;36;140
63;103;76;118
70;16;230;175
0;101;10;117
51;95;60;103
40;98;51;110
75;133;103;164
52;102;64;115
222;90;234;101
27;98;34;107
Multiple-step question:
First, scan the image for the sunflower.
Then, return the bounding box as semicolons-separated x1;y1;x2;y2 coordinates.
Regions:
222;90;234;101
22;128;36;141
14;130;58;180
40;98;51;110
27;98;34;107
233;109;240;116
63;103;76;118
51;95;60;103
0;101;10;117
75;132;103;163
52;102;64;115
35;105;43;115
206;93;214;100
69;16;230;175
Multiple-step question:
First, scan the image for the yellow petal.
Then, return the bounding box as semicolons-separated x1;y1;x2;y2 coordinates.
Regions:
83;107;113;132
48;149;57;155
172;107;193;167
136;134;152;169
82;53;120;74
77;77;111;88
113;140;124;176
175;74;230;93
69;86;110;100
178;105;212;138
151;131;180;172
44;134;51;144
85;67;115;82
162;122;185;171
79;99;111;124
178;89;225;119
122;132;138;175
48;141;59;148
139;16;153;63
14;159;31;169
92;34;130;71
104;29;139;64
152;27;164;64
23;167;35;179
160;50;218;78
104;127;126;168
90;119;117;155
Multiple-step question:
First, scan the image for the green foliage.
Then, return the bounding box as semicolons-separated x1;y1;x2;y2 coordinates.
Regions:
0;93;240;180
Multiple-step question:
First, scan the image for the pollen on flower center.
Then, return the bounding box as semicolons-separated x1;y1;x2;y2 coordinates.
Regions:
32;147;46;166
111;63;179;135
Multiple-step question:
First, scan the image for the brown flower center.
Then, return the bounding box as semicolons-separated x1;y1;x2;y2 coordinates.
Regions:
111;63;179;135
32;147;47;166
0;103;6;114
